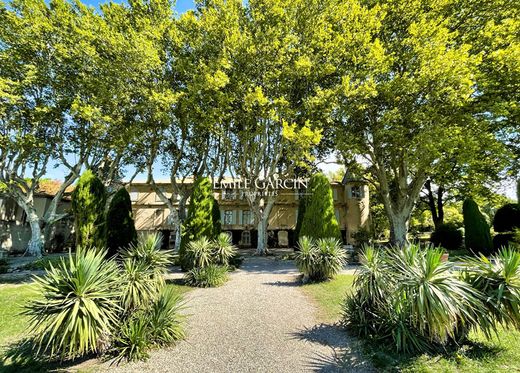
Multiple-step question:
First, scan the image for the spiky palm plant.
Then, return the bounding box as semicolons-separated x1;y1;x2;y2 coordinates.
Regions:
213;233;237;266
463;247;520;329
184;236;213;269
185;264;229;287
25;248;121;360
295;236;317;280
148;286;186;346
113;312;150;363
120;258;160;314
314;238;347;280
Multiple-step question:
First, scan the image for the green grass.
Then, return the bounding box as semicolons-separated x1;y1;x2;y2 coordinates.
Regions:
301;274;355;321
303;274;520;372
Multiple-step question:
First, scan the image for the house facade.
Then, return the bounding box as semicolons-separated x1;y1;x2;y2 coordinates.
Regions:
129;176;370;248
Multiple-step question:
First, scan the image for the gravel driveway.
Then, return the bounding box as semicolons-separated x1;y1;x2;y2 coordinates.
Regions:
102;257;372;373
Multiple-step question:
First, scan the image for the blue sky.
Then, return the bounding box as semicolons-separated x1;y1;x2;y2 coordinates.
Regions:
81;0;196;14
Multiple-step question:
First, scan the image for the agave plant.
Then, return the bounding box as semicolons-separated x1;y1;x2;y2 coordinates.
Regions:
184;237;213;269
463;247;520;329
295;236;317;280
185;264;229;287
24;248;121;360
213;233;237;266
113;312;150;363
148;286;186;346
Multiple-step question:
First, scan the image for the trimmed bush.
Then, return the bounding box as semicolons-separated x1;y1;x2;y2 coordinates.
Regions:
185;264;229;287
212;196;222;238
24;248;121;359
463;199;493;255
180;177;215;269
295;236;346;282
430;222;463;251
71;170;107;249
299;173;341;241
106;188;137;257
493;203;520;233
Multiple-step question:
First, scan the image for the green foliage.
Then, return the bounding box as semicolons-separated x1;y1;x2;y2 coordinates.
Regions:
24;248;121;360
463;199;493;255
20;256;63;271
180;177;215;268
184;264;229;288
71;170;107;249
462;248;520;330
342;245;490;353
0;258;8;274
106;188;137;257
299;174;341;241
213;233;237;266
295;236;346;282
113;312;150;363
120;258;160;314
430;222;463;251
493;203;520;233
294;194;308;243
183;237;213;270
147;286;185;346
211;197;221;239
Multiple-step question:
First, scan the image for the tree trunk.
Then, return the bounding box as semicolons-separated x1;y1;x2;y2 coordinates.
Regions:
389;212;409;247
26;212;43;257
255;198;275;255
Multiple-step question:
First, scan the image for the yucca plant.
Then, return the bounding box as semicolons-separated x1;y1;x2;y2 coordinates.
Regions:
148;286;185;346
185;264;229;287
295;236;346;282
113;312;150;363
120;258;161;314
183;237;214;269
24;248;121;360
213;233;237;266
463;247;520;329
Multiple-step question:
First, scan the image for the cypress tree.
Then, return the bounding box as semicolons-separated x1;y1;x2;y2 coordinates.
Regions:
180;177;214;269
295;194;308;243
299;173;342;240
106;188;137;257
71;170;107;249
212;196;221;239
463;198;493;255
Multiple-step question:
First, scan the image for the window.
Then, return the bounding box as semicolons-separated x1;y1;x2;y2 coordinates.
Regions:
335;208;340;223
224;210;234;225
129;191;139;202
241;231;251;246
223;189;235;200
333;189;338;200
350;185;363;199
242;210;253;225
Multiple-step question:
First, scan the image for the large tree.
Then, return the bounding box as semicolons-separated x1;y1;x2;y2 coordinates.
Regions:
333;0;505;245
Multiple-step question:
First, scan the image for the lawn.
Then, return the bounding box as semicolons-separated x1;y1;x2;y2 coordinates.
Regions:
303;274;520;372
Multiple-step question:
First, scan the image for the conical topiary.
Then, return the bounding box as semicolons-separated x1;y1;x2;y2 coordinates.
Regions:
299;173;341;241
106;188;137;257
463;198;492;255
71;170;107;249
295;194;308;244
180;177;215;269
212;196;221;239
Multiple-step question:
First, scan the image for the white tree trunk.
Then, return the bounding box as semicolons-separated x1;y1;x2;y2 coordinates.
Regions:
27;212;43;257
389;212;410;247
255;198;275;255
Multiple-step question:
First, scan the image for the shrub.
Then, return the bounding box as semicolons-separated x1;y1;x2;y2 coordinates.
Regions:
463;199;493;255
71;170;107;249
113;312;150;363
295;236;346;282
493;203;520;233
120;258;160;314
299;173;341;241
147;286;185;346
211;196;221;238
0;258;8;273
24;248;121;359
430;222;463;250
185;264;229;287
183;237;213;270
106;188;137;257
294;194;308;243
342;245;489;353
462;247;520;330
180;177;215;269
213;233;238;265
493;233;515;251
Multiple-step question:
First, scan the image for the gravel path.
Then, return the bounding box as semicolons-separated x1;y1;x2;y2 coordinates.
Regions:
102;257;372;373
